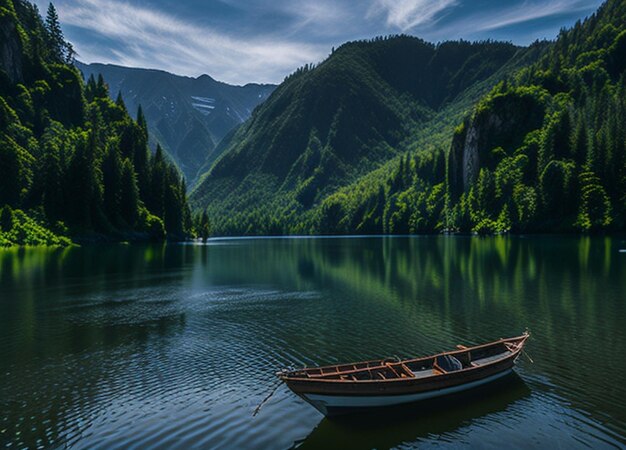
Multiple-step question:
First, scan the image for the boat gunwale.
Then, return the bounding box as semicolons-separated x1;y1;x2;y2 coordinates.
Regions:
279;333;529;385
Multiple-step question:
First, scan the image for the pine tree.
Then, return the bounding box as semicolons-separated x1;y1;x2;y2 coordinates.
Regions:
64;41;75;64
102;142;122;226
85;75;97;102
116;91;127;112
95;74;107;98
133;106;150;195
163;169;184;235
137;105;148;138
180;177;192;233
119;158;139;227
45;3;65;61
66;135;95;227
148;144;166;218
199;209;210;242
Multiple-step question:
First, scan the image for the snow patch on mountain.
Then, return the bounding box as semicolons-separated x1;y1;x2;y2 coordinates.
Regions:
191;96;217;115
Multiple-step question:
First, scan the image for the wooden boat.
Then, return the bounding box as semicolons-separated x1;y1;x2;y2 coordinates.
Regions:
278;332;530;416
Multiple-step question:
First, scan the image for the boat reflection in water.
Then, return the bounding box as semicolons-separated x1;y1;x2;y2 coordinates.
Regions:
294;372;531;450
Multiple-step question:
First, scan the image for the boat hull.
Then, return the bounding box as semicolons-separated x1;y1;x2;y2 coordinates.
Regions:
300;368;513;416
279;333;529;417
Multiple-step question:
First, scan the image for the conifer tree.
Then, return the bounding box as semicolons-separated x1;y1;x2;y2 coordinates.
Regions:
102;142;122;226
137;105;148;138
85;75;97;102
66;134;97;227
116;91;127;112
199;209;210;242
119;158;139;226
64;41;75;64
45;3;65;61
163;168;184;235
148;144;166;219
95;74;107;98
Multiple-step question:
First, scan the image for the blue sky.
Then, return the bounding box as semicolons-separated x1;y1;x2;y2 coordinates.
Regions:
35;0;604;85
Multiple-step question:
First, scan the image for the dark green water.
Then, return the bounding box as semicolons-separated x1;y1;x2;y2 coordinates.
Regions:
1;236;625;449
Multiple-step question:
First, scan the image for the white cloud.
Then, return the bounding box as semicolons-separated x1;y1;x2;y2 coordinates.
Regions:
368;0;459;31
48;0;327;85
472;0;596;31
35;0;604;84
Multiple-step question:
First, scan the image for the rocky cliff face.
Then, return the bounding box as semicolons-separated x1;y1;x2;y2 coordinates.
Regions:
0;15;23;83
447;89;546;200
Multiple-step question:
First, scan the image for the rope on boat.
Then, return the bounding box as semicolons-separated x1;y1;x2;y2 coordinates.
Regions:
253;378;282;417
521;328;534;363
522;348;534;364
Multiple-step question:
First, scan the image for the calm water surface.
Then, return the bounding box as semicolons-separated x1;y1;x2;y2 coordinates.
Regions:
1;236;625;449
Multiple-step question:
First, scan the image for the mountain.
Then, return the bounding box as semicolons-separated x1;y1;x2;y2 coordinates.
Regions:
190;36;539;234
0;0;191;246
76;62;275;184
334;0;626;235
442;0;626;233
192;0;626;236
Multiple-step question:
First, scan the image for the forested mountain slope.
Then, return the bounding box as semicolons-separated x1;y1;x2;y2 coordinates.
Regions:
327;0;626;235
77;62;275;185
193;0;626;236
191;37;534;234
0;0;191;246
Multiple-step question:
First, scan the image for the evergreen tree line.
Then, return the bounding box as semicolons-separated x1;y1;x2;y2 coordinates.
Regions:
0;0;192;245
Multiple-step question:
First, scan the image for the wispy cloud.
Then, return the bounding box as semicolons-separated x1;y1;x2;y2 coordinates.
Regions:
36;0;604;84
368;0;459;31
472;0;596;31
281;1;358;37
417;0;601;42
48;0;327;85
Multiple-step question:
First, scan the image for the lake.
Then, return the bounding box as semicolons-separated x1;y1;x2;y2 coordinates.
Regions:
1;236;625;449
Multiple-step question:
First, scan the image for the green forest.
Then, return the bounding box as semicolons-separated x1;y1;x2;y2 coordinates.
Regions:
0;0;192;246
2;0;625;245
191;0;626;236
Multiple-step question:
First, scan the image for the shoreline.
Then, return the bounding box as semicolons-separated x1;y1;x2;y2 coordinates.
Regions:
3;232;625;250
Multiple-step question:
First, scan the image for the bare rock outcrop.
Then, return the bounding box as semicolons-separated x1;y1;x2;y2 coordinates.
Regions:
447;90;546;201
0;14;23;83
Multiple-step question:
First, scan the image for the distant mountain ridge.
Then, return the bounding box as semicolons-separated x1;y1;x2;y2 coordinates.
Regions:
76;62;276;184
